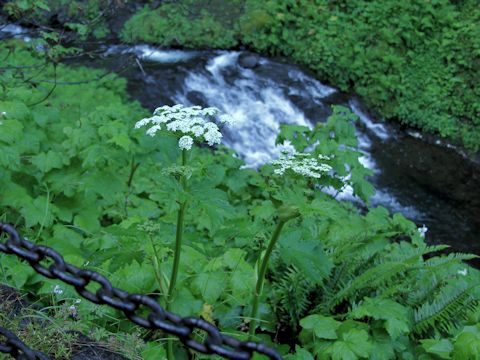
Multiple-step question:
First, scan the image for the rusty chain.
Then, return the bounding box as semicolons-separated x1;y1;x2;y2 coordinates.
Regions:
0;223;282;360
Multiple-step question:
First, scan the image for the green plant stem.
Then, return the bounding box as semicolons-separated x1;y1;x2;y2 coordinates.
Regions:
249;219;286;339
148;235;167;299
166;148;188;360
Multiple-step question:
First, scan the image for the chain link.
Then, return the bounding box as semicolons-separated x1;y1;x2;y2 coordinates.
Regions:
0;327;49;360
0;223;283;360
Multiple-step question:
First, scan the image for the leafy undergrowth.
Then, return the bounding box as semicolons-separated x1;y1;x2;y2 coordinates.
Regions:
120;0;480;152
1;39;480;360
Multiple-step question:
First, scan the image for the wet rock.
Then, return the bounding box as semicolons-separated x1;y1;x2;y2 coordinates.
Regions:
238;52;260;69
288;94;331;122
186;90;208;107
322;91;351;107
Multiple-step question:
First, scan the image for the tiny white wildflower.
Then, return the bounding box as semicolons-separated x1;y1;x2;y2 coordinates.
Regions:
272;152;333;179
204;127;222;146
53;285;63;295
178;135;194;150
457;268;468;276
75;299;81;304
418;224;428;238
218;114;236;125
0;111;6;117
202;107;219;116
68;304;78;319
191;125;204;137
146;124;161;137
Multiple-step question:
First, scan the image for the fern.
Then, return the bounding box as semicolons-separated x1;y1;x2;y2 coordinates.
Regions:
423;253;478;271
323;261;409;312
273;266;311;332
414;281;480;335
406;274;442;307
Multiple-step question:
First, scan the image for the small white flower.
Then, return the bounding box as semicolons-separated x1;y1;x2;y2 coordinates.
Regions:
0;111;6;117
68;304;78;319
218;114;236;125
418;225;428;238
146;124;161;137
202;107;219;116
204;128;222;146
457;268;468;276
191;125;204;137
271;152;333;179
75;299;81;304
178;135;194;150
53;285;63;295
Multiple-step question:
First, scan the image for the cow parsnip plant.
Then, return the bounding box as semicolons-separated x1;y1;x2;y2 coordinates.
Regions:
135;104;236;359
1;40;480;360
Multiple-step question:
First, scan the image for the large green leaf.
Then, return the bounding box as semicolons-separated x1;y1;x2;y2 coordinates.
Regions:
279;231;333;284
350;297;411;339
300;315;342;340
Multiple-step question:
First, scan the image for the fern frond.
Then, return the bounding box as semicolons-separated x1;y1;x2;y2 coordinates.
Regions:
386;243;449;263
423;253;478;271
414;281;480;335
407;274;442;307
324;261;408;311
273;265;311;331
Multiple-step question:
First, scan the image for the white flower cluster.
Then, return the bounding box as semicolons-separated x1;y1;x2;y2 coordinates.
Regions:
272;152;333;179
135;104;235;150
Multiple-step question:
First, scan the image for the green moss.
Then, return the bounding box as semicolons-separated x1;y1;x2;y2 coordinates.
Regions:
121;4;238;49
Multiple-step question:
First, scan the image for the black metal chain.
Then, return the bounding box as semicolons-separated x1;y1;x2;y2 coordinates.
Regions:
0;223;283;360
0;327;49;360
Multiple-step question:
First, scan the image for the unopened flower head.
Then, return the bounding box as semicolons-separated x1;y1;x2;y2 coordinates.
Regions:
135;104;236;150
271;152;333;179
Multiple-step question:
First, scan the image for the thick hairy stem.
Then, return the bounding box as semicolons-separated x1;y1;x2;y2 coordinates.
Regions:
249;220;286;339
166;149;188;360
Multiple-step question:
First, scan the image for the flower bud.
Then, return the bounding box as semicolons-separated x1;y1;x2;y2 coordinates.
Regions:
278;205;300;222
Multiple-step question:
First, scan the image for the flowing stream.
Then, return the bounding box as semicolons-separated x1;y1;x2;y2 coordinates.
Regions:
2;24;479;259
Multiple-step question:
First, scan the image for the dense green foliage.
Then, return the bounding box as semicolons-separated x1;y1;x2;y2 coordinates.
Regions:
122;0;480;151
3;0;113;39
1;36;480;359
